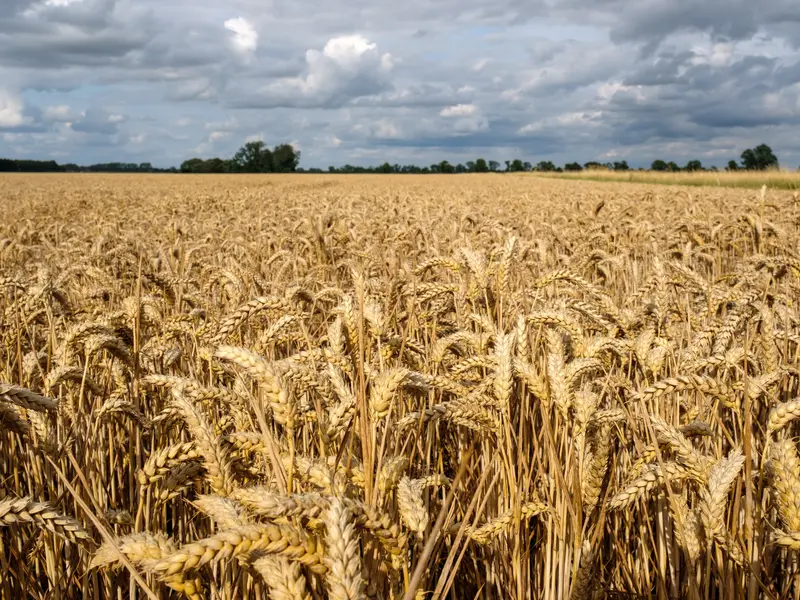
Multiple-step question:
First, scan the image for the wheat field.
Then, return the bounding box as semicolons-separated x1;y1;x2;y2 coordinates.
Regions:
2;173;800;599
542;169;800;190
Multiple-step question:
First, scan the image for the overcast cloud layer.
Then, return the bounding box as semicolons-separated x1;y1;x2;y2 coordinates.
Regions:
1;0;799;169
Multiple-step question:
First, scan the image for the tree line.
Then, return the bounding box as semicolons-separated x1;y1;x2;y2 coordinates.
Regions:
323;144;779;174
0;158;175;173
180;141;300;173
0;142;783;174
319;159;638;173
650;144;779;173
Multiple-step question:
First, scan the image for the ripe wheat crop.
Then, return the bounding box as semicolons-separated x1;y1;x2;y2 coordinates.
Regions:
1;172;800;599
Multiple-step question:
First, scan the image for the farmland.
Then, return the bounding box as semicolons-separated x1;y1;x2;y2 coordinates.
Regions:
1;173;800;599
542;168;800;190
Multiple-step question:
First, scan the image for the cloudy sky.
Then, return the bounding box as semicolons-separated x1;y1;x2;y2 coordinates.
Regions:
1;0;799;169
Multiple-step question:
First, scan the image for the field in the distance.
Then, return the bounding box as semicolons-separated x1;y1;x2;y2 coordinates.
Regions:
541;167;800;190
2;173;800;599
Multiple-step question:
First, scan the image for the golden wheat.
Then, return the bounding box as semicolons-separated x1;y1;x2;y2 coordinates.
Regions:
2;172;800;599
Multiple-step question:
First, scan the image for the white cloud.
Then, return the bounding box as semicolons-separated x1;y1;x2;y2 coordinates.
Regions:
239;34;394;108
596;81;645;102
440;103;477;117
518;111;603;135
224;17;258;56
22;0;83;17
192;142;211;155
353;118;400;139
517;123;541;135
373;120;399;139
43;105;72;121
0;90;25;128
556;111;603;126
473;58;490;72
438;104;486;133
690;42;735;67
316;35;386;71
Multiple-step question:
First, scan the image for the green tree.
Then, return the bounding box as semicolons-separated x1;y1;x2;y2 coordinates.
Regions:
584;161;604;170
667;161;681;172
685;160;703;172
740;144;778;170
474;158;489;173
564;162;583;171
488;160;500;172
465;161;476;172
439;160;455;173
651;160;668;171
727;160;738;172
509;159;525;172
200;158;227;173
272;144;300;172
523;161;532;172
613;161;629;171
180;158;205;173
536;161;556;172
233;141;273;172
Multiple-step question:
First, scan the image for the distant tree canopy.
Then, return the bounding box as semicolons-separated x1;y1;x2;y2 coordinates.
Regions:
0;158;60;172
0;159;172;173
535;161;557;172
181;141;301;174
180;158;233;174
650;160;668;171
0;141;787;175
685;160;703;172
740;144;778;170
